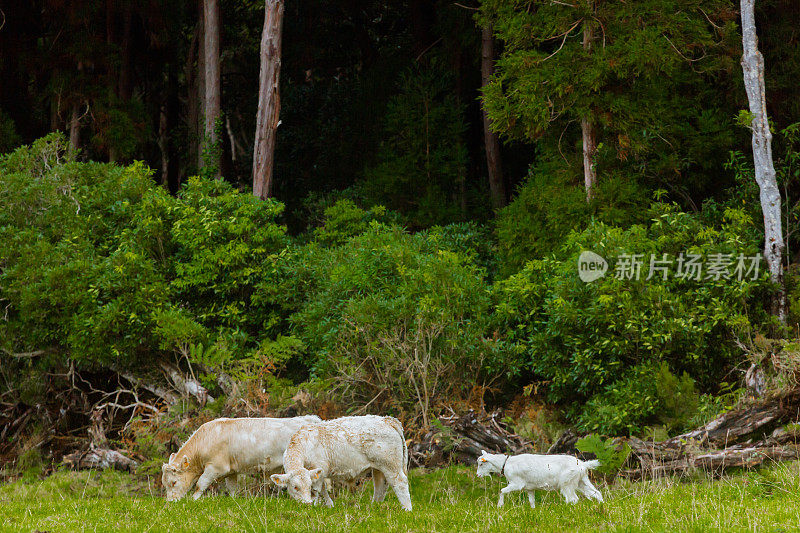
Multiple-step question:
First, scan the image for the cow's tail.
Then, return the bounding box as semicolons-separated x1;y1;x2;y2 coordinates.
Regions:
386;417;408;475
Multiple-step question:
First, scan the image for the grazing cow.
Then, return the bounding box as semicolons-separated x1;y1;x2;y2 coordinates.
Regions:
271;415;412;511
161;415;321;501
476;450;603;507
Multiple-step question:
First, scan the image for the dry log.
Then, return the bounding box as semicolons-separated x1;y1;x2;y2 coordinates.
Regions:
621;389;800;479
62;446;139;472
409;410;533;468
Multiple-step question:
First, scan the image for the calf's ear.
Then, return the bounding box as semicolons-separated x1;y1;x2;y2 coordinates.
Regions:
169;453;176;463
310;468;322;481
180;455;190;470
271;473;290;487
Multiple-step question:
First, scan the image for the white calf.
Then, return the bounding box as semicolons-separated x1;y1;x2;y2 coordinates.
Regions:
271;415;412;511
476;450;603;507
161;415;321;501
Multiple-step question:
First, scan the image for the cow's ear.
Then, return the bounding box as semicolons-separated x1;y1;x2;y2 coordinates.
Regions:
271;473;289;487
310;468;322;481
180;455;190;470
480;449;487;456
169;453;176;463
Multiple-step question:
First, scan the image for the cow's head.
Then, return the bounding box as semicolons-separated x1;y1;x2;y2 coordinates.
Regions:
476;450;499;478
271;467;323;505
162;453;194;502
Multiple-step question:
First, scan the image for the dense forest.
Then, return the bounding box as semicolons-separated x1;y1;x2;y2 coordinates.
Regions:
1;0;800;477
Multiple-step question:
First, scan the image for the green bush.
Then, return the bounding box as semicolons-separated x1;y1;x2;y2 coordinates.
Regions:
0;134;289;372
288;222;497;422
496;160;650;274
575;434;631;476
578;362;700;436
494;201;769;428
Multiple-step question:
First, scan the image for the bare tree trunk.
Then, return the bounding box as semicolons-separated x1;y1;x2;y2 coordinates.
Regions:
118;2;133;102
158;104;169;188
202;0;221;178
740;0;786;323
480;24;506;210
68;104;80;158
581;17;597;202
252;0;284;200
186;10;201;174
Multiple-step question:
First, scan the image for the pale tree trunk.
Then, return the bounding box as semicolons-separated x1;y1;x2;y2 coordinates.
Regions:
740;0;786;323
202;0;221;178
581;16;597;202
252;0;284;200
480;24;506;210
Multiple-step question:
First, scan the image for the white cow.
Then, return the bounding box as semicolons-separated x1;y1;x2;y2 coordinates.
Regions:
476;450;603;507
161;415;321;501
271;415;412;511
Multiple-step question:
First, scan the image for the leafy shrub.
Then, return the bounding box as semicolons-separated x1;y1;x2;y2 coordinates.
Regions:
0;134;289;373
496;159;650;274
494;201;769;429
288;222;496;424
575;434;631;476
578;362;699;436
312;199;389;246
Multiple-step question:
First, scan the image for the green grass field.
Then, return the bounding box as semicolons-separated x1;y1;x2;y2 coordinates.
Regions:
2;462;800;532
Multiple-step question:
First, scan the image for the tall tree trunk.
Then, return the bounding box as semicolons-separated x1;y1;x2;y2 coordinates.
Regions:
252;0;284;200
158;104;169;188
186;11;201;174
202;0;221;178
68;104;80;158
118;2;133;102
740;0;786;323
581;16;597;202
480;24;506;210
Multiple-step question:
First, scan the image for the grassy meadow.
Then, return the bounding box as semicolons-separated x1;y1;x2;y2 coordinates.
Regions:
2;462;800;532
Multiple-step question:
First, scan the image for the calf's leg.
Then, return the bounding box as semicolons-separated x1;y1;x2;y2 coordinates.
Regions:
559;486;579;504
497;481;524;508
578;476;603;502
526;490;536;508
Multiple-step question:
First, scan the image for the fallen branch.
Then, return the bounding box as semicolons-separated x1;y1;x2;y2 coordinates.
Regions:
62;446;139;472
409;410;532;468
159;361;214;405
106;363;179;405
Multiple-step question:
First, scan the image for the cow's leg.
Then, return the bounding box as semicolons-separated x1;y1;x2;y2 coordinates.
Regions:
193;464;228;500
578;477;603;502
497;482;523;508
526;490;536;508
385;471;412;511
371;469;388;503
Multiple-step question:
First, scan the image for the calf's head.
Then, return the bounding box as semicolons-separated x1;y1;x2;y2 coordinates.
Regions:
271;467;323;505
161;454;194;502
476;450;501;478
